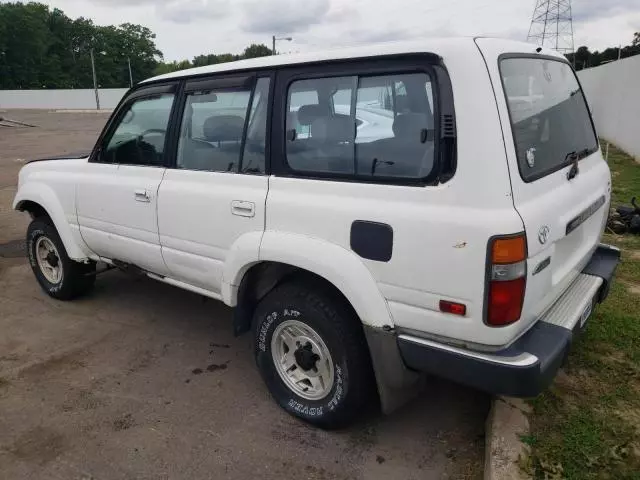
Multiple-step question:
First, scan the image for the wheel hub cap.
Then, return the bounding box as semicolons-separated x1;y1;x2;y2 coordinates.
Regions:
271;320;335;401
294;343;320;371
35;237;63;284
45;251;59;268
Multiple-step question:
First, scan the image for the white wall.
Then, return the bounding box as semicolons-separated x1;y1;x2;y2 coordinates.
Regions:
0;88;128;110
578;55;640;159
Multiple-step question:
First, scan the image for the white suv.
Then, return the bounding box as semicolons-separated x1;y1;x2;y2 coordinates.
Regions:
13;38;620;428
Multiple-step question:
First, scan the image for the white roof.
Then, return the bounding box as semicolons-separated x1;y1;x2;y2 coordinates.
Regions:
144;37;558;84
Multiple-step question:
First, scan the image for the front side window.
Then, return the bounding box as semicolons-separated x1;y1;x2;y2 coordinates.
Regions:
500;58;598;182
285;72;435;179
103;93;175;166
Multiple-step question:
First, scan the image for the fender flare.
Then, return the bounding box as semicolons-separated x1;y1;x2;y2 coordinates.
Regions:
224;231;395;329
13;182;90;261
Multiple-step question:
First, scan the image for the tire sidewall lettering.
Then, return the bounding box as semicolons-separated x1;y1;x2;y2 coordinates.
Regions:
258;311;278;352
27;229;45;269
256;306;349;421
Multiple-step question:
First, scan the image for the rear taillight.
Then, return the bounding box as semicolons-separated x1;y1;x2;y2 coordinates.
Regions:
486;234;527;326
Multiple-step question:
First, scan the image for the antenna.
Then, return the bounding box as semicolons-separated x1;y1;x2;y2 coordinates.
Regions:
527;0;574;55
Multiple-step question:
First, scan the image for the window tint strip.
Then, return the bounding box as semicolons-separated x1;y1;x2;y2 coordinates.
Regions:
238;81;257;173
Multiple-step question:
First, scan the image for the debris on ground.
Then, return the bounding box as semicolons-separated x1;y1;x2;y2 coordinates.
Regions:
607;197;640;235
0;116;37;128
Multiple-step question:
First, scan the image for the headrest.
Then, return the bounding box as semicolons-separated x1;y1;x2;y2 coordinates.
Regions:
297;104;330;126
203;115;244;142
310;115;354;143
392;113;430;141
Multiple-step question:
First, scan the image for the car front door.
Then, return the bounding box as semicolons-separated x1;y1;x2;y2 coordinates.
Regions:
76;83;178;276
156;74;272;295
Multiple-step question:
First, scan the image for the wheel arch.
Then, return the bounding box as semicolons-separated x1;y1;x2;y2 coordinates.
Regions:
227;232;395;336
13;183;90;261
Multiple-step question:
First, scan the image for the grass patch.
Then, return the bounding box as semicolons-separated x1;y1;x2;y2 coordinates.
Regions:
527;145;640;480
607;143;640;207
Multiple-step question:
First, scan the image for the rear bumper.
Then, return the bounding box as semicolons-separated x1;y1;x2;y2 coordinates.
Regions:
397;244;621;397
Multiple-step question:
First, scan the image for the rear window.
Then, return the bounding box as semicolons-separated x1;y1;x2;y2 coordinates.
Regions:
500;57;598;182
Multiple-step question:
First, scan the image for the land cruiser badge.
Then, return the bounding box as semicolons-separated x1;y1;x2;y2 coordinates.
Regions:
526;147;536;168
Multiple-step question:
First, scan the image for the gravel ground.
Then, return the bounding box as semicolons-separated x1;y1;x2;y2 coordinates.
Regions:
0;110;488;480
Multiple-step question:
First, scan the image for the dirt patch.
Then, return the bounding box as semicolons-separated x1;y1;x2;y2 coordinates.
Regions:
206;361;229;372
5;426;66;465
624;281;640;296
61;388;103;412
0;239;25;258
18;349;87;379
112;413;135;432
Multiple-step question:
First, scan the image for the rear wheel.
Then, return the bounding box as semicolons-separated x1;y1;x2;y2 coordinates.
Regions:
27;218;95;300
253;281;375;429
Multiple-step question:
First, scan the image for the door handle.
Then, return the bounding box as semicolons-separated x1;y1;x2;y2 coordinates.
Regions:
134;189;151;202
231;200;255;217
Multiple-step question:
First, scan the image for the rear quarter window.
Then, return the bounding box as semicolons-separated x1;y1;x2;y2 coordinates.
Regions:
499;57;598;182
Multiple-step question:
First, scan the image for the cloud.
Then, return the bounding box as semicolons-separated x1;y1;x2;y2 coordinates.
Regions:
89;0;229;23
573;0;640;22
89;0;172;5
46;0;640;61
345;28;415;44
241;0;331;34
156;0;229;23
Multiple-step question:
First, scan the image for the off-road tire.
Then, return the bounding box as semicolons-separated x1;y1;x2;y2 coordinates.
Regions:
27;218;96;300
253;280;375;429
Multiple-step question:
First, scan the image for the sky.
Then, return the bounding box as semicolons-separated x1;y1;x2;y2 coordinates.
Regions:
15;0;640;61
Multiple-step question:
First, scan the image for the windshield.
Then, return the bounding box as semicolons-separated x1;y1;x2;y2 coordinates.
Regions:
500;57;598;182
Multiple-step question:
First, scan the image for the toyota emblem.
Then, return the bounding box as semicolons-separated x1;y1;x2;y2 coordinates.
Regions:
538;226;550;245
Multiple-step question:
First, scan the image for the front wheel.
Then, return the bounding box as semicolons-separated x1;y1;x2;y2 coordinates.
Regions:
27;218;96;300
253;281;375;429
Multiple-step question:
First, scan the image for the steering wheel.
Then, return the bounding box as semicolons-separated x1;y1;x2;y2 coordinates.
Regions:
138;129;166;140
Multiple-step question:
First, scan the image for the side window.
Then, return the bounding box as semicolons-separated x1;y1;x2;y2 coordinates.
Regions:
103;93;175;166
287;85;320;140
242;77;270;174
286;76;356;174
285;72;436;179
177;88;251;172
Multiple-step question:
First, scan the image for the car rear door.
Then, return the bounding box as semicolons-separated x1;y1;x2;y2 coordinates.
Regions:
476;39;611;323
156;73;272;295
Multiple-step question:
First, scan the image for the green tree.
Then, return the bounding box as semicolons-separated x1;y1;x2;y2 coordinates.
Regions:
192;54;219;67
243;43;272;59
153;59;192;76
0;2;51;88
633;32;639;47
0;2;162;89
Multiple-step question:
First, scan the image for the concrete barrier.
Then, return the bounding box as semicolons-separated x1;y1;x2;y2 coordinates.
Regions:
0;88;128;110
578;55;640;159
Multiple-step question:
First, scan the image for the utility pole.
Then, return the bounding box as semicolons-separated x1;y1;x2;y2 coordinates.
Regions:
272;35;293;55
128;57;133;88
90;48;100;110
527;0;574;57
